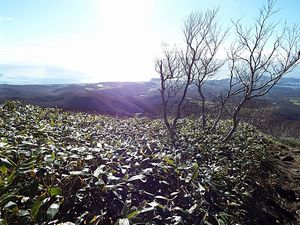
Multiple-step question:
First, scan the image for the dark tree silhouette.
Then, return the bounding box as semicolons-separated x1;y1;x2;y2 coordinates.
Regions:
223;0;300;141
156;9;225;143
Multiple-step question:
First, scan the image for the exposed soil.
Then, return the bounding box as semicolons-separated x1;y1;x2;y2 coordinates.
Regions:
275;146;300;223
255;144;300;224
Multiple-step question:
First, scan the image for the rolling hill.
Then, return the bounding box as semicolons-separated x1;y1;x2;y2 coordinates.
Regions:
0;77;299;120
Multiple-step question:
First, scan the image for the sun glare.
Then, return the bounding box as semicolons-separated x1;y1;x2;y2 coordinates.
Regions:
92;0;160;82
0;0;162;83
52;0;161;82
67;0;163;82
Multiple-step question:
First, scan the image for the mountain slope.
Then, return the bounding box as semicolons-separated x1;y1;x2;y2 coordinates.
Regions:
0;100;299;224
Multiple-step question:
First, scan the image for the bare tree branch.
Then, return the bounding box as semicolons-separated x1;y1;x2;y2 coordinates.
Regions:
156;9;225;143
223;0;300;141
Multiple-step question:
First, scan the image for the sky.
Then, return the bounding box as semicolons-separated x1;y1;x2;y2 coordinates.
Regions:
0;0;299;83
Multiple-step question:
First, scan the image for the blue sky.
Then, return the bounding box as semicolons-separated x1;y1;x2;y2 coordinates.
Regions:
0;0;299;82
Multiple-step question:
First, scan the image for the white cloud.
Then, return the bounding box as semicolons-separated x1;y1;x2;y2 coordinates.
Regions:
0;17;13;22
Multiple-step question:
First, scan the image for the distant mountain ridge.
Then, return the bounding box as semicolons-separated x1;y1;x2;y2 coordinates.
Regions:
0;76;299;118
0;82;160;116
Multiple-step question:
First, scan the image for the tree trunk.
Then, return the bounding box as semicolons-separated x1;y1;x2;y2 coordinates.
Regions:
223;98;247;142
211;104;223;131
197;85;206;130
201;93;206;130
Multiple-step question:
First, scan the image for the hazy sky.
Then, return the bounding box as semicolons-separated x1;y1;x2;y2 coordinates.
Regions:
0;0;299;82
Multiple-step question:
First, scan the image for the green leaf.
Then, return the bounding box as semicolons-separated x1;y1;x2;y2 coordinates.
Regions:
51;151;56;160
17;209;30;217
140;207;156;213
18;157;35;171
217;218;226;225
173;216;184;224
3;201;17;210
31;193;46;220
0;219;8;225
0;157;16;168
47;203;60;219
163;155;176;166
118;218;130;225
6;170;16;184
57;223;75;225
0;192;16;207
48;187;62;196
190;163;199;182
126;210;140;219
127;174;146;182
0;165;7;173
218;212;231;223
204;222;213;225
121;199;131;216
188;203;198;214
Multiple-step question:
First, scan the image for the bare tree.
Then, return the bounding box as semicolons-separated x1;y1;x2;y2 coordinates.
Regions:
184;9;227;129
156;9;226;143
223;0;300;141
211;61;238;131
156;47;185;143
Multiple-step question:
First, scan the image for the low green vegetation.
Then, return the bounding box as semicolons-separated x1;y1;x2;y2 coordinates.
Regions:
289;99;300;106
279;137;300;148
0;101;294;224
